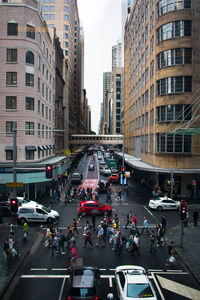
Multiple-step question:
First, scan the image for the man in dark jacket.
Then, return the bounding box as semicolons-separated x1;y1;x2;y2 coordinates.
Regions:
193;210;199;226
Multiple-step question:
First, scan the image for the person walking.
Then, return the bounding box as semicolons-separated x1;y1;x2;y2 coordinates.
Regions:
149;230;156;253
73;218;79;235
141;217;149;235
23;222;29;241
184;211;189;227
69;241;77;269
4;237;11;264
51;233;59;256
125;210;132;229
10;223;14;236
96;225;105;247
193;209;199;226
58;230;65;254
83;227;93;248
132;214;138;228
165;241;175;266
161;215;167;233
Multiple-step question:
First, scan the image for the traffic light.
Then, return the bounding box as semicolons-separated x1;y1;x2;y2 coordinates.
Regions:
122;167;125;175
180;203;187;220
10;198;18;213
45;164;53;179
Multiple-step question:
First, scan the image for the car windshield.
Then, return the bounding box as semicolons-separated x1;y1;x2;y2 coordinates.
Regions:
127;283;154;298
42;205;51;213
70;287;96;297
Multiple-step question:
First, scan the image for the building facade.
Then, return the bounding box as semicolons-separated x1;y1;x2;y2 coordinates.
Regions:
124;0;200;197
0;0;70;199
43;0;83;143
102;71;112;134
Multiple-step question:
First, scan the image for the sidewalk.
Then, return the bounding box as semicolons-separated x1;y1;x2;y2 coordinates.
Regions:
165;222;200;285
0;224;39;298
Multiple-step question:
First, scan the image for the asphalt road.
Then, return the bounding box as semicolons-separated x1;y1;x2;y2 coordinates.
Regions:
4;153;200;300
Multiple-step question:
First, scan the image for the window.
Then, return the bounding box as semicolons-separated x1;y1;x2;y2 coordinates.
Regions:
43;41;45;53
42;83;44;97
7;49;17;62
44;14;48;21
7;22;18;35
37;77;40;91
145;135;148;152
38;32;41;45
157;104;192;122
157;20;192;44
6;150;13;161
26;25;35;39
157;76;192;95
25;97;34;110
25;122;34;135
157;133;192;153
64;41;68;48
157;0;191;18
42;103;44;117
42;125;44;138
64;0;69;3
49;6;54;12
46;126;48;138
26;51;34;64
49;109;51;121
46;69;48;80
64;33;68;39
6;72;17;85
38;100;40;113
145;90;149;104
46;106;48;119
25;73;34;87
64;14;69;20
64;24;69;30
38;56;41;70
64;6;69;12
49;14;54;20
6;96;16;109
46;87;48;100
26;150;34;160
42;64;45;75
6;121;14;133
38;123;40;137
44;6;48;12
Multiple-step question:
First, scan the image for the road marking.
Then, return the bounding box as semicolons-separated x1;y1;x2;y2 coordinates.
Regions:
151;272;165;300
52;268;68;271
58;278;66;300
30;268;48;271
99;268;106;271
21;275;70;279
143;205;159;223
157;275;200;300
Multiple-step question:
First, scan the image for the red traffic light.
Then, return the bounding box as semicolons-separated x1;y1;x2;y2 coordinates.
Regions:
46;164;53;179
180;204;187;220
122;167;125;174
10;198;18;213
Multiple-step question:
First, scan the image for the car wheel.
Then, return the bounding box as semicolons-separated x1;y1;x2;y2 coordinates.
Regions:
81;211;87;217
157;206;162;211
47;217;53;224
20;218;26;225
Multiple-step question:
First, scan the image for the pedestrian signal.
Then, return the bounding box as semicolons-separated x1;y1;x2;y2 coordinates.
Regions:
180;203;187;220
10;198;18;213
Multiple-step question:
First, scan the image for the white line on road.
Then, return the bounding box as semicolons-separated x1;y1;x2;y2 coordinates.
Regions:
52;268;68;271
58;277;66;300
143;205;159;223
151;272;165;300
30;268;48;271
21;275;70;279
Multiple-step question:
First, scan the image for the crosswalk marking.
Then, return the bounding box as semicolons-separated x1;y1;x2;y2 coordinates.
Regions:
157;275;200;300
31;268;48;271
21;275;70;278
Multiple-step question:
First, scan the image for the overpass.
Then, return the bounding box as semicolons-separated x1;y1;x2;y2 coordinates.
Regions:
70;134;123;145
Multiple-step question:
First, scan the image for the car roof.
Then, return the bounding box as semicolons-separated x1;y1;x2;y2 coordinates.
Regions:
153;197;173;201
81;200;97;204
72;173;81;176
19;202;42;209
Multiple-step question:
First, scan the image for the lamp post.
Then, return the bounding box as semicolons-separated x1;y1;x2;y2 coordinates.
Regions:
13;122;17;197
170;170;174;199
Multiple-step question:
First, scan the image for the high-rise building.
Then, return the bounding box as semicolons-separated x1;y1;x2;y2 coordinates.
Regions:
102;72;112;134
112;41;122;69
124;0;200;196
43;0;83;139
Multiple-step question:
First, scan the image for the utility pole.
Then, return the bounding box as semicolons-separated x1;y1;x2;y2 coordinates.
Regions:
170;170;174;199
13;122;17;197
122;135;125;201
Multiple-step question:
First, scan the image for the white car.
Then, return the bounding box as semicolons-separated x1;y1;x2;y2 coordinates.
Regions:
100;167;111;176
115;265;157;300
148;197;180;211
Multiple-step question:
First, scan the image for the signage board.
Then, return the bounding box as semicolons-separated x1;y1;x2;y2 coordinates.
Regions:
6;182;23;187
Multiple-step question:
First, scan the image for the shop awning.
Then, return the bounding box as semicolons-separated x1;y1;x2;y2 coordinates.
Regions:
42;145;47;150
25;146;37;151
5;146;13;151
38;145;43;151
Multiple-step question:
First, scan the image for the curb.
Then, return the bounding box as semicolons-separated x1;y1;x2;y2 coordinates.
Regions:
0;230;40;299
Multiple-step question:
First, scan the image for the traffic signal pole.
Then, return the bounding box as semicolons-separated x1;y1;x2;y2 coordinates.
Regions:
13;122;17;197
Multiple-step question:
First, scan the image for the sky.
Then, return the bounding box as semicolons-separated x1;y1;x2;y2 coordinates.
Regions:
77;0;122;133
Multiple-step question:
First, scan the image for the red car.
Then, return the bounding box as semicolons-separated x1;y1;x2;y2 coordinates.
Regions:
108;173;120;183
78;200;112;217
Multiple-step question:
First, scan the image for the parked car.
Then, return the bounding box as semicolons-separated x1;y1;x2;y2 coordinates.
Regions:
88;164;95;171
100;167;111;176
71;172;82;184
108;173;120;183
148;197;180;211
115;265;157;300
67;267;102;300
77;200;112;216
0;200;10;217
18;202;59;224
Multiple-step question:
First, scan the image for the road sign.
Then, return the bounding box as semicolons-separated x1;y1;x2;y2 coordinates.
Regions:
6;182;23;187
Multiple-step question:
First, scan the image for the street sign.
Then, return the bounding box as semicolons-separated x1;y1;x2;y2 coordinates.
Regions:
6;182;23;187
192;180;196;186
125;171;130;178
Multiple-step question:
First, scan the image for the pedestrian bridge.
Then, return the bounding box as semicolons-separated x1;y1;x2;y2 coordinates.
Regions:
70;134;123;145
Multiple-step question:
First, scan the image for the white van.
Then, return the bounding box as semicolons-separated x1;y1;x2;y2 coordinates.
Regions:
18;202;59;224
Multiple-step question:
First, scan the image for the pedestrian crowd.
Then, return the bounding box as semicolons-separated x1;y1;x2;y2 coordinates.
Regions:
64;185;99;204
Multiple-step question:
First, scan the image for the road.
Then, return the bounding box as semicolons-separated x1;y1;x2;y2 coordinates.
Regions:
4;152;200;300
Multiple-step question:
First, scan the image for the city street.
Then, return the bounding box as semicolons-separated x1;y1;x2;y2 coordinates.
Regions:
3;153;200;300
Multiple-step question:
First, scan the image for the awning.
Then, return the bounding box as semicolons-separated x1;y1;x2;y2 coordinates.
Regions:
46;145;50;150
42;145;47;150
38;145;43;151
25;146;37;151
52;145;56;149
49;145;53;149
5;146;14;151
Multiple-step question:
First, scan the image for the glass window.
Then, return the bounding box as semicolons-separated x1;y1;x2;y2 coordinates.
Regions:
50;0;54;3
175;135;183;152
64;14;69;20
6;72;17;85
184;76;192;92
64;24;69;30
6;151;13;161
64;41;68;48
26;97;34;110
64;33;68;39
49;6;54;12
49;14;54;20
184;20;192;36
64;0;69;3
26;150;34;160
26;25;35;39
7;23;18;36
6;96;16;109
42;103;44;116
38;32;41;45
184;135;192;152
44;6;48;12
184;48;192;63
6;121;14;133
25;122;34;135
25;73;34;87
38;56;41;69
37;77;40;91
26;51;34;64
44;14;48;20
7;49;17;62
175;76;183;92
38;100;40;113
64;6;69;12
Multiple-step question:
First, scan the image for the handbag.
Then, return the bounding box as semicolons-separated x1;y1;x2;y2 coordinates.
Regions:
169;256;175;264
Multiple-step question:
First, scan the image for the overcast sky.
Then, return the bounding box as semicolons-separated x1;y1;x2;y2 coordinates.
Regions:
77;0;122;133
